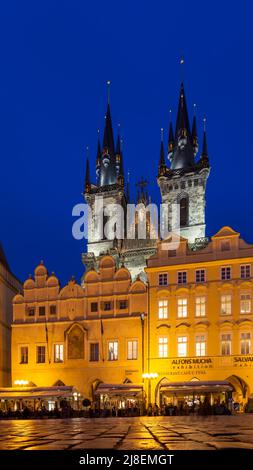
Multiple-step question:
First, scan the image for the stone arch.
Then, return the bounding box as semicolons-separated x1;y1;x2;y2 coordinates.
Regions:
91;379;104;400
226;375;249;399
155;376;170;405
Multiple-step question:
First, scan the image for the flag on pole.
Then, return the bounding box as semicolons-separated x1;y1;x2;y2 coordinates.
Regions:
45;320;51;364
100;319;104;335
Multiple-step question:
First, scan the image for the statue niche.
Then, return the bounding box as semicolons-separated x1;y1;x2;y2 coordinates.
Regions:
67;325;84;359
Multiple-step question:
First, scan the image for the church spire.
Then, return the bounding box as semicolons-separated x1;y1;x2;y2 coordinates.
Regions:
192;104;198;156
85;149;91;193
170;82;195;170
99;82;117;186
102;103;115;157
96;129;101;183
158;128;166;176
168;110;174;161
115;125;124;187
200;117;208;160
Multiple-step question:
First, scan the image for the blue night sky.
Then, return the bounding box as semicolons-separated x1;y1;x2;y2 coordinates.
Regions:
0;0;252;286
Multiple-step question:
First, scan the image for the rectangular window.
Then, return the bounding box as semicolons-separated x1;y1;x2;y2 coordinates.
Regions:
195;269;206;283
195;335;206;356
49;305;57;315
195;296;206;317
221;334;231;356
39;306;46;316
108;341;118;361
104;302;111;311
177;298;188;318
221;240;231;251
221;267;231;280
241;265;251;279
37;345;46;363
221;294;232;315
90;343;99;361
240;294;251;314
20;346;28;364
158;299;168;319
119;300;128;310
159;273;168;286
127;340;138;360
27;308;35;317
54;344;64;363
168;250;177;257
177;271;187;285
158;337;168;358
178;336;187;357
91;302;98;312
240;333;251;355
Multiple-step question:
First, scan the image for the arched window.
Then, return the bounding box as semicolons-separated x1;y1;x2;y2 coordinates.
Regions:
180;197;188;227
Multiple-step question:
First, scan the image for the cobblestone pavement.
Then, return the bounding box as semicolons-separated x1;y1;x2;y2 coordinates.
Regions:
0;415;253;450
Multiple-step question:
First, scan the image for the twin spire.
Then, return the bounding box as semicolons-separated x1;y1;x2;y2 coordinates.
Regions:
158;81;209;176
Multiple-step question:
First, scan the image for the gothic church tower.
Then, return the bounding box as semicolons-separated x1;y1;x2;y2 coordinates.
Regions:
158;82;210;246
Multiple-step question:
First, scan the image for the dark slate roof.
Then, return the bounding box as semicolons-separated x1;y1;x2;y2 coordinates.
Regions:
102;104;115;156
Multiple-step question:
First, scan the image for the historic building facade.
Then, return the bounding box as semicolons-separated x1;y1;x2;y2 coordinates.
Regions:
7;79;253;413
145;226;253;409
12;257;147;407
0;245;21;386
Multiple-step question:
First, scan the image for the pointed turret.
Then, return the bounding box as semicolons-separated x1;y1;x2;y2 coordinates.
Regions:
191;107;198;156
102;104;115;157
115;131;124;187
85;156;91;193
200;124;209;163
99;98;117;186
168;120;174;161
158;128;166;176
170;82;195;170
96;131;101;183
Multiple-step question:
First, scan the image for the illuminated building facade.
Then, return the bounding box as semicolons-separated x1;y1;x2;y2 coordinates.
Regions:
145;226;253;409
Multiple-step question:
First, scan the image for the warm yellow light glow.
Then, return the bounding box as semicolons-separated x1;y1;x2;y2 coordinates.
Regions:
14;379;29;386
142;373;158;379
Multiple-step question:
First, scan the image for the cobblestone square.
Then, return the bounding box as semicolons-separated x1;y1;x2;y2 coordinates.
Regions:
0;415;253;450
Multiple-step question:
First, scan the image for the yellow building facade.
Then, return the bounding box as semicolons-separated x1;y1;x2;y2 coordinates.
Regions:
145;226;253;410
12;256;147;410
11;226;253;413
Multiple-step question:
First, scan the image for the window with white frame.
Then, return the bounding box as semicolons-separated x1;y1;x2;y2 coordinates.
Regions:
158;299;168;319
221;334;232;356
240;294;251;314
54;344;64;363
195;296;206;317
221;266;231;280
158;273;168;286
158;337;168;358
108;341;118;361
220;294;232;315
177;336;187;357
240;264;251;279
177;271;187;284
177;298;188;318
127;340;138;360
195;269;206;283
195;335;206;356
240;332;251;355
20;346;28;364
36;345;46;363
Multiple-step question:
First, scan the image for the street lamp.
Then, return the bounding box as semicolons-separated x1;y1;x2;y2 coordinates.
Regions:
142;373;158;407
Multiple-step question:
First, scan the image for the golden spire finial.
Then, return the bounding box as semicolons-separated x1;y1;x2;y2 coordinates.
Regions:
161;127;164;142
193;103;197;116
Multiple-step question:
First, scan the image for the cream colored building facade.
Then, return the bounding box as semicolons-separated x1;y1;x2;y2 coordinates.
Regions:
12;256;147;405
0;247;21;386
145;226;253;408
